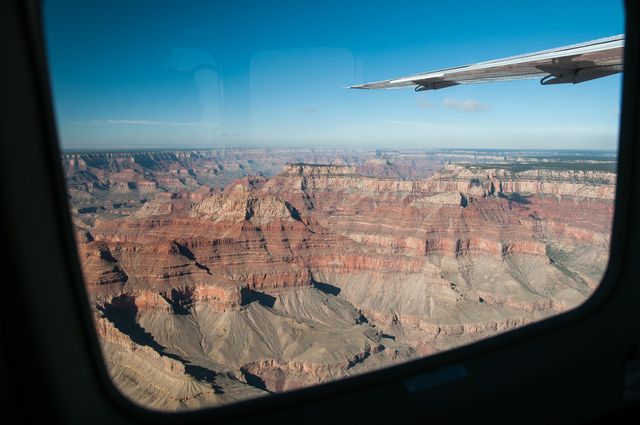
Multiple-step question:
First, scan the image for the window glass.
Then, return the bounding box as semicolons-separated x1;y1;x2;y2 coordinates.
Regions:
45;0;623;411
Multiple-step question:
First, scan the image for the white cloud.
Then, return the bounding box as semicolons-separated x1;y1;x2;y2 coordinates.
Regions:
443;98;490;112
417;100;433;110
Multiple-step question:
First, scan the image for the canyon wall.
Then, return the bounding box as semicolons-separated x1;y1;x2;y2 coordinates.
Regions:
64;150;615;410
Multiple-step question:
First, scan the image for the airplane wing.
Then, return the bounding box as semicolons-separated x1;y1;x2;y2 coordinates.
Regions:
350;35;624;91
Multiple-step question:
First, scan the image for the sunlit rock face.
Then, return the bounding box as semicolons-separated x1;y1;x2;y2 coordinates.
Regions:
65;150;615;410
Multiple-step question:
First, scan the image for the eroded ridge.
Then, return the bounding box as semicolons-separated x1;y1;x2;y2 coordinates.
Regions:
65;149;615;410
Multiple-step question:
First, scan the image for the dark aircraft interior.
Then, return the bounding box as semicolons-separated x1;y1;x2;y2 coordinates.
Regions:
1;0;640;423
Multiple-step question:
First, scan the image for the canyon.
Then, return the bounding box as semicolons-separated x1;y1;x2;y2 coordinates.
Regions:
63;148;616;411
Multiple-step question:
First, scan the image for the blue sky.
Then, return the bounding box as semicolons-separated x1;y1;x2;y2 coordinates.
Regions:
44;0;624;150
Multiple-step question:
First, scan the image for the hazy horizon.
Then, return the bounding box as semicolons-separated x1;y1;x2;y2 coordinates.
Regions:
59;145;619;154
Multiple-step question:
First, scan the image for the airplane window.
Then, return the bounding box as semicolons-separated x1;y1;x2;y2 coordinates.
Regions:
43;0;624;412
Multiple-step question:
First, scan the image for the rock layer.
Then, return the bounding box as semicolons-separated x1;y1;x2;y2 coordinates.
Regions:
65;150;615;410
